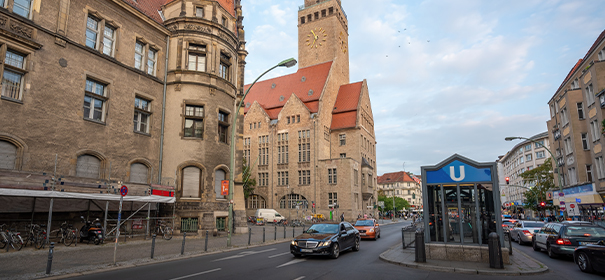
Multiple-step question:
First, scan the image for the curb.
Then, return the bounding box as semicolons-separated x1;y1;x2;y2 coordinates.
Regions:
37;238;293;280
379;244;549;276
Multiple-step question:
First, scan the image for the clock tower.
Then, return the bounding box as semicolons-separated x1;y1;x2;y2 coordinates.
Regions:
298;0;349;83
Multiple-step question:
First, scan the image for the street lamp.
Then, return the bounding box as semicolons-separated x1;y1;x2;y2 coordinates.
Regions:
227;58;297;246
505;136;566;219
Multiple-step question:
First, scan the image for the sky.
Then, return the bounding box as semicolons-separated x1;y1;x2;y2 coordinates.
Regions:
241;0;605;175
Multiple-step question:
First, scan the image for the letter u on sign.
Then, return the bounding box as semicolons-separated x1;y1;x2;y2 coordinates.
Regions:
449;166;465;182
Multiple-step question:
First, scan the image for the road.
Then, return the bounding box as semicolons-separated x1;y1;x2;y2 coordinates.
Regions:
68;222;604;280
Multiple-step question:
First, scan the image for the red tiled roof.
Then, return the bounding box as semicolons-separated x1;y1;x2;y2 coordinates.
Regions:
217;0;236;17
330;82;362;130
377;171;416;184
265;108;281;119
243;61;332;118
122;0;172;24
554;59;583;94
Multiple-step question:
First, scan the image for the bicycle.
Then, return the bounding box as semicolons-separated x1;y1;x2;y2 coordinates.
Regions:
55;221;76;246
23;224;46;249
0;224;24;251
154;221;173;240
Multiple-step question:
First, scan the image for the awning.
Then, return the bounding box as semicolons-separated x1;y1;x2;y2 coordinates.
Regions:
0;188;175;203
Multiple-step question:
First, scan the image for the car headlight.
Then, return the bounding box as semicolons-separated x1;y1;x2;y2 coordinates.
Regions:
291;240;297;246
320;240;331;247
369;228;374;233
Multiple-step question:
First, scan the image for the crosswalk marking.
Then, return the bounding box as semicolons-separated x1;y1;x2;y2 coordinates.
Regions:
268;252;290;258
276;259;306;268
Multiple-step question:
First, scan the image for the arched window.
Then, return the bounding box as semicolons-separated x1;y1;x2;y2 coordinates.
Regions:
279;194;308;209
215;169;226;198
0;140;17;170
76;154;101;178
182;166;201;198
130;163;149;184
246;194;266;209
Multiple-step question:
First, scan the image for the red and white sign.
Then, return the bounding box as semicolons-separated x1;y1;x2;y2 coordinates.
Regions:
567;202;580;216
221;180;229;196
120;185;128;196
151;189;174;197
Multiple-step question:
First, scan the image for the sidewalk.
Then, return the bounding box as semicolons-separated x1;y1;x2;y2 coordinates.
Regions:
379;244;549;276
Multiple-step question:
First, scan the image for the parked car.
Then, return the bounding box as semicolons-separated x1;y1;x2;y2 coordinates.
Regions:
510;220;544;245
290;222;360;259
574;240;605;273
532;221;605;258
502;219;517;233
254;209;285;223
353;219;380;240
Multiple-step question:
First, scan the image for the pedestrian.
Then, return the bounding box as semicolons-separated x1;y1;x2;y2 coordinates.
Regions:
358;213;362;220
340;213;345;222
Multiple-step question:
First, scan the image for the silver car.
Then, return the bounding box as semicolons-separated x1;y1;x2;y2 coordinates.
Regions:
510;220;545;245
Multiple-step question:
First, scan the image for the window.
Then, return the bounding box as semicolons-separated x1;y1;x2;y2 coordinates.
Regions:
328;168;337;184
597;157;605;179
134;41;145;70
102;25;116;56
86;16;100;49
564;138;572;155
13;0;32;18
324;126;330;140
277;133;288;164
361;173;365;186
218;111;229;144
328;192;337;207
221;17;227;27
76;155;101;178
577;102;585;119
560;108;569;125
329;7;334;15
246;195;266;209
287;117;290;124
526;154;532;161
525;144;532;151
296;115;300;123
520;156;524;163
83;79;107;122
0;140;17;170
298;143;310;162
182;166;201;198
147;48;157;75
298;170;310;185
586;84;595;105
571;78;579;90
535;151;545;159
340;153;346;158
219;52;231;80
550;104;555;118
581;133;589;150
587;165;593;182
215;169;226;198
568;167;577;185
129;163;149;184
2;50;26;100
188;44;206;71
591;120;601;141
244;137;250;165
300;16;305;24
196;7;204;18
339;134;346;145
354;169;358;185
184;105;204;138
257;172;268;186
277;171;289;186
134;97;151;134
280;194;307;209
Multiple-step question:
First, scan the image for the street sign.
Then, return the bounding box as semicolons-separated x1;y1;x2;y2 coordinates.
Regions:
559;192;564;197
120;185;128;196
378;201;385;207
221;180;229;196
560;201;565;205
576;198;581;203
561;207;566;211
567;202;580;216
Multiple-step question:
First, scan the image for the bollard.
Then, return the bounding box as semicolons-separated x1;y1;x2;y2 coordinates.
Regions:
150;234;156;259
488;232;503;269
293;226;295;238
45;242;55;274
263;227;265;243
283;225;286;239
74;229;78;247
248;227;251;245
414;229;425;263
508;231;512;256
274;226;277;240
181;232;186;255
303;225;305;233
205;230;209;252
402;228;406;249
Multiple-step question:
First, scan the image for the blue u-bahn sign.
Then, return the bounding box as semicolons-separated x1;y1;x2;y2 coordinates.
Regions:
425;159;492;184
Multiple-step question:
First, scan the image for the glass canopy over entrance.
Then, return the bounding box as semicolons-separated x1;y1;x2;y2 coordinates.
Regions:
421;154;503;245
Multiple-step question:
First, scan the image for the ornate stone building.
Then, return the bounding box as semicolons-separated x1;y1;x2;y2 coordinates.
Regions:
243;0;377;221
0;0;248;234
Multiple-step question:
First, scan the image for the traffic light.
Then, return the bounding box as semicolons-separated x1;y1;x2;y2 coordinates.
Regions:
312;201;315;208
540;201;545;207
505;177;510;185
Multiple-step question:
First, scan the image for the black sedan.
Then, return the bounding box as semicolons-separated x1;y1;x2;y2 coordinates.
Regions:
574;240;605;273
290;221;360;259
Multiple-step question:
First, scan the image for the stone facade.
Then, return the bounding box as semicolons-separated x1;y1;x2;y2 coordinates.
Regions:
0;0;248;234
242;0;377;221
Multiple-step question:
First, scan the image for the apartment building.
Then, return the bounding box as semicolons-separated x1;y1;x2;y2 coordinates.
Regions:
377;171;423;209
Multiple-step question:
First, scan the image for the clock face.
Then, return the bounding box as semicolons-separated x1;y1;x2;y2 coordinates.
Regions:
339;31;347;53
306;27;327;48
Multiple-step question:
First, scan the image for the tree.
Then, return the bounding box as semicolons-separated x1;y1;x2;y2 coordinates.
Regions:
377;195;410;212
242;158;256;200
520;158;555;213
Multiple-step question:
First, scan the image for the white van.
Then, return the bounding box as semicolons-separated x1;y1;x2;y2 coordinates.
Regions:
255;209;285;223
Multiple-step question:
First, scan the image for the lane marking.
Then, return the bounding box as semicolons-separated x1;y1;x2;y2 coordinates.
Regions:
293;277;306;280
268;252;291;258
168;268;221;280
276;259;306;268
212;248;277;262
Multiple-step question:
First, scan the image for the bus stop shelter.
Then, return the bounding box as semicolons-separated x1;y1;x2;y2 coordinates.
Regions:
421;154;504;246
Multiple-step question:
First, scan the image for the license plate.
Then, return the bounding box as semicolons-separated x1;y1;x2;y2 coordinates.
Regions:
580;242;595;245
360;233;366;236
301;249;313;253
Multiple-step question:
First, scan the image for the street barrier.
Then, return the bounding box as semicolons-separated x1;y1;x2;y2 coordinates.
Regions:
150;234;156;259
181;232;186;255
488;232;503;269
414;229;425;263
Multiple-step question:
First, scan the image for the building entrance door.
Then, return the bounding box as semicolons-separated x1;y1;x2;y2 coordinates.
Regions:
460;185;479;244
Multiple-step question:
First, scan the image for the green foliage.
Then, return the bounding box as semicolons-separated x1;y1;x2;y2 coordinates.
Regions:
242;157;256;200
377;194;410;212
520;158;555;212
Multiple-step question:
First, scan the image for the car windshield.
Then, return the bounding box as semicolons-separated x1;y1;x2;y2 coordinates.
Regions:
305;224;339;234
354;220;374;226
564;226;605;237
503;222;514;226
523;222;544;228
